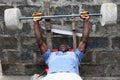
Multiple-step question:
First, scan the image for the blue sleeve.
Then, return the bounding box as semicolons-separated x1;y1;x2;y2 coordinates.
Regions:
74;49;86;64
41;49;51;63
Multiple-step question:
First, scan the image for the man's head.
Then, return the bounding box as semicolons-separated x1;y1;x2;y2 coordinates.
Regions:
58;44;69;52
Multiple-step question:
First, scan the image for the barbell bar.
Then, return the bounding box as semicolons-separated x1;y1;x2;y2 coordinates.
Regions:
19;13;102;20
4;3;117;31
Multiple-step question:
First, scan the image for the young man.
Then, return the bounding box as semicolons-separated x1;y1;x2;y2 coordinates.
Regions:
33;14;89;80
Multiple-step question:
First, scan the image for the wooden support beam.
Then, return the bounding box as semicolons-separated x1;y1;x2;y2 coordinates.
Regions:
44;0;52;50
72;18;77;50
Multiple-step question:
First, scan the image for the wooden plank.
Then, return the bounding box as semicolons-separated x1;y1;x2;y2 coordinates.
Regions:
43;0;52;50
72;18;77;50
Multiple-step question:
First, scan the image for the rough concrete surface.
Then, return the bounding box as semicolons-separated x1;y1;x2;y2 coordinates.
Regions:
0;76;120;80
0;76;31;80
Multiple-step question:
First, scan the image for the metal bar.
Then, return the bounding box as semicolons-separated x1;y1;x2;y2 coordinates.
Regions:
19;13;101;20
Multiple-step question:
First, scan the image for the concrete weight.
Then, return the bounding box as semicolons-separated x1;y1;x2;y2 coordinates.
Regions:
100;3;117;26
4;8;23;31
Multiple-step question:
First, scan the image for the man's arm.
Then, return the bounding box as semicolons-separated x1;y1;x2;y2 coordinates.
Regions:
33;18;48;54
78;15;90;53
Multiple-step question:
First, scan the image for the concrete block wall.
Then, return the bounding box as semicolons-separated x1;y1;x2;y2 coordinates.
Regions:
0;0;120;79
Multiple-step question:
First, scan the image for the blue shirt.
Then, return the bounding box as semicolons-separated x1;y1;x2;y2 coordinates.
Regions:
41;49;85;74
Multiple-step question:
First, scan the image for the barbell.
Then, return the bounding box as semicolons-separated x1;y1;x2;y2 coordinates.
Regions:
4;3;117;31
